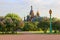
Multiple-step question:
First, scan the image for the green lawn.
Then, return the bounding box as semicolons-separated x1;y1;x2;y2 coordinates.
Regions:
0;30;60;34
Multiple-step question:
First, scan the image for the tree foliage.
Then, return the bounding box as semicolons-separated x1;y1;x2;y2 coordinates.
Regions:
23;22;38;31
37;17;50;33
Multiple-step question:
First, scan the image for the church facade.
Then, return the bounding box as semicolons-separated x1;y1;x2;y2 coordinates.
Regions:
24;6;43;22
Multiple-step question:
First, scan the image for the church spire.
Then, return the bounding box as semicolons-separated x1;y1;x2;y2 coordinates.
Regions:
30;6;34;18
30;5;33;15
31;6;33;10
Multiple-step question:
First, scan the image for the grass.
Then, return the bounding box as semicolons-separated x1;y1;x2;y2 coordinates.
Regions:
0;30;60;34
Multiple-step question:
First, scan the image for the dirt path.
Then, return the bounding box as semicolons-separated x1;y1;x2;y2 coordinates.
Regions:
0;34;60;40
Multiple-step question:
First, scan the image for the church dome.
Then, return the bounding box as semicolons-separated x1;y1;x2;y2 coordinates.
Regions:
36;11;40;17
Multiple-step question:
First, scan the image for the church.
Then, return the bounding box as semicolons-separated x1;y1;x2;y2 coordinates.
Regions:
24;6;44;22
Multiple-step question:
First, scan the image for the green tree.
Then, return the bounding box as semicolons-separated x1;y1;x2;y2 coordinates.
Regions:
5;13;22;33
5;13;22;21
52;20;60;33
4;17;13;33
37;18;49;33
0;16;6;33
23;22;38;31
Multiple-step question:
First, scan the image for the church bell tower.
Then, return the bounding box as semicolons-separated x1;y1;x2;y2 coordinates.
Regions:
30;6;34;18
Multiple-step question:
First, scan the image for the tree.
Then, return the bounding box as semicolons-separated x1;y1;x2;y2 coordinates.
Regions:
23;22;38;31
52;20;60;33
5;13;22;33
0;16;6;33
5;13;22;21
37;17;49;33
0;21;6;33
4;17;13;33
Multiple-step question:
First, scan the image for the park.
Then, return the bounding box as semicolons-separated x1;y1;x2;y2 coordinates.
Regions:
0;0;60;40
0;9;60;34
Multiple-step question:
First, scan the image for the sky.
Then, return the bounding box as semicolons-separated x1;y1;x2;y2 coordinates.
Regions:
0;0;60;19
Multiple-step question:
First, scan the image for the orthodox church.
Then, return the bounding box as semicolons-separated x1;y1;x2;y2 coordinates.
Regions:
24;6;43;22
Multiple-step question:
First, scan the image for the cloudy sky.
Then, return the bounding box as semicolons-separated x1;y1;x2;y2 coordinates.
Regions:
0;0;60;19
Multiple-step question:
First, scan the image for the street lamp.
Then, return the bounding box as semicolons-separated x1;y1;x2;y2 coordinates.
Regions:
49;9;52;33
